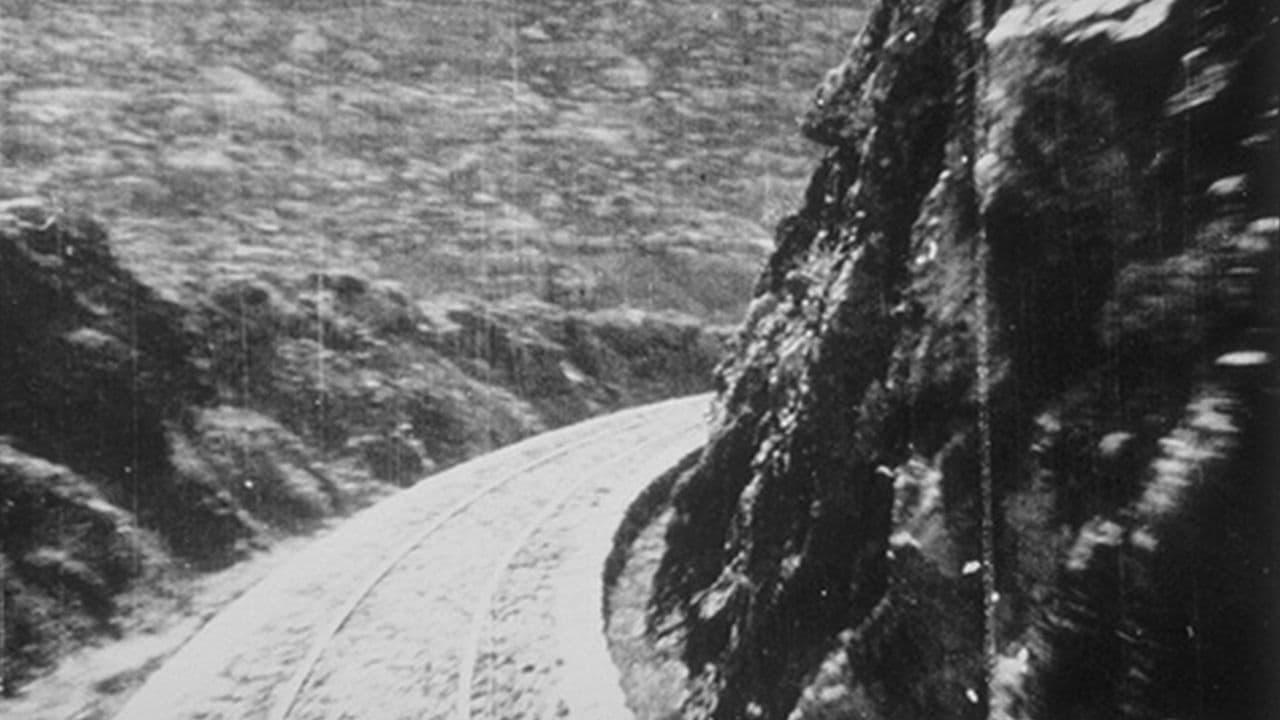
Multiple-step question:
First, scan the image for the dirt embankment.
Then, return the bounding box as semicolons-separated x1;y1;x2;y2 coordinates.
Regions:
0;200;725;694
644;0;1278;718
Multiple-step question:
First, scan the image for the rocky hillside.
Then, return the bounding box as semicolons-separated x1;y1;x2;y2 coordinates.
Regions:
649;0;1277;718
0;199;725;693
0;0;864;324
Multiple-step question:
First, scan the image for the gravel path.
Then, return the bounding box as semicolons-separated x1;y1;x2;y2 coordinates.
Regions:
112;395;710;720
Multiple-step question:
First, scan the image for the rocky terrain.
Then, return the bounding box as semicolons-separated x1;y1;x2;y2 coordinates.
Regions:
0;0;863;323
635;0;1279;718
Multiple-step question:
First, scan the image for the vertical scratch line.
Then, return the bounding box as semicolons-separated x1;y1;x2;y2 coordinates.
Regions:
969;0;999;715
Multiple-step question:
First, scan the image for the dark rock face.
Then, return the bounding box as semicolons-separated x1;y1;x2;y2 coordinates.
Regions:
652;0;1277;718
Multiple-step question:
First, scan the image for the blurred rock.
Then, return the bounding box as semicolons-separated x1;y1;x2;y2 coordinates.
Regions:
200;65;282;108
339;49;383;75
287;26;329;63
347;431;434;488
602;56;653;90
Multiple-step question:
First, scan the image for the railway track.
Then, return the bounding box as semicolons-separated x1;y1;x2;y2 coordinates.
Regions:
112;394;711;720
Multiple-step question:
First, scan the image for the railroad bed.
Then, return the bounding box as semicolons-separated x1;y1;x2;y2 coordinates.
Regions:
113;394;712;720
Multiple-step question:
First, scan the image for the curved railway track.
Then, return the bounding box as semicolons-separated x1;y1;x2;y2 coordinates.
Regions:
113;394;710;720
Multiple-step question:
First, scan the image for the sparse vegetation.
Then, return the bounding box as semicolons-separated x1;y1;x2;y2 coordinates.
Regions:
0;0;861;323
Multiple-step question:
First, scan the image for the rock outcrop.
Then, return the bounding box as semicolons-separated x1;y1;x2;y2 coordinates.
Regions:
651;0;1277;718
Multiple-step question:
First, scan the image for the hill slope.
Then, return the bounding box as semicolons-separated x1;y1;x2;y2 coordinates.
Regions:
0;0;863;323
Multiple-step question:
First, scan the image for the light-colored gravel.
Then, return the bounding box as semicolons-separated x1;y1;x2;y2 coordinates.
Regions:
470;420;703;720
112;395;710;720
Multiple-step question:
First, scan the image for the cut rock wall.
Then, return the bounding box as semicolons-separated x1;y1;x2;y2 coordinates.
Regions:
652;0;1277;717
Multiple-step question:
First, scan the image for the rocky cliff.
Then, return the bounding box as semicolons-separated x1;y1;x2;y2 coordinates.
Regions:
651;0;1277;718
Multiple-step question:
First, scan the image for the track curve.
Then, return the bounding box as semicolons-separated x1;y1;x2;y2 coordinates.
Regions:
112;394;710;720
